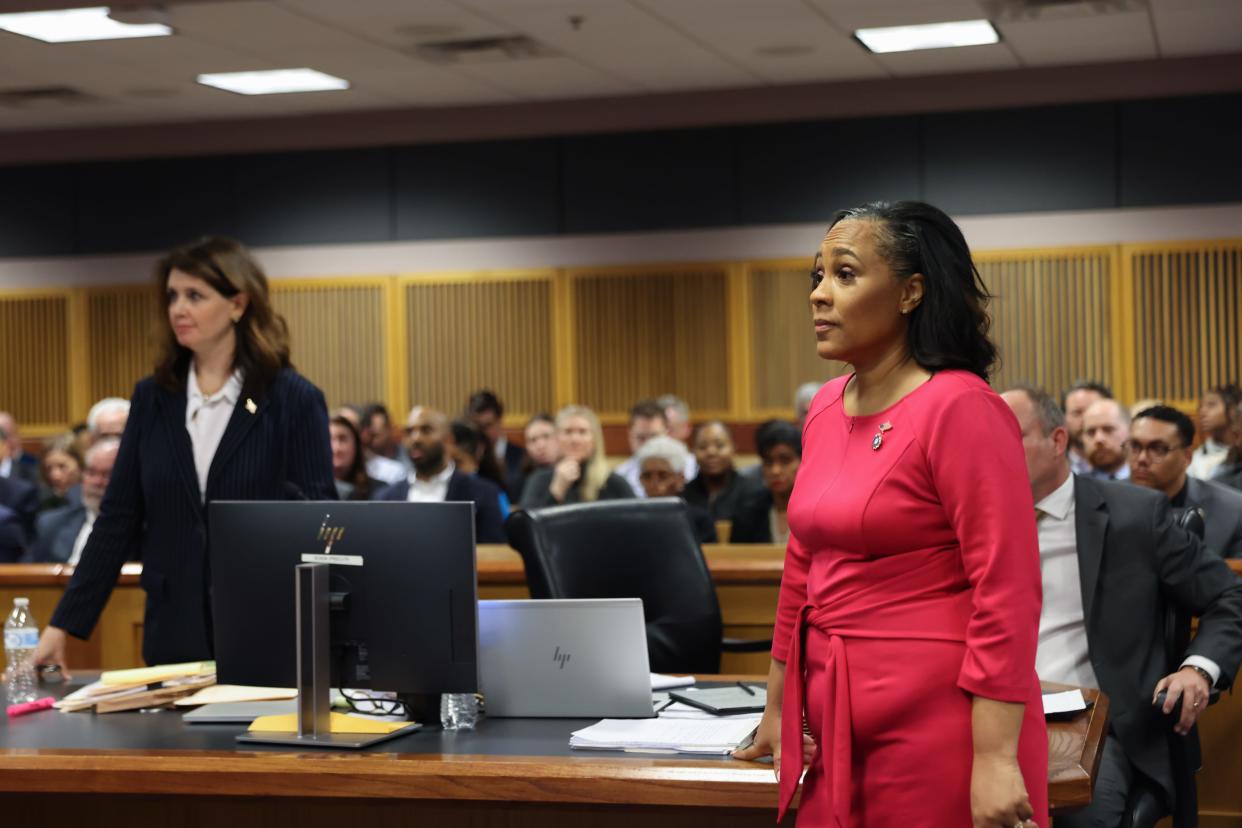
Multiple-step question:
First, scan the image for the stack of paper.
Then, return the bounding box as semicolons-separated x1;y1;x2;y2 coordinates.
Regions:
570;717;759;755
57;662;217;713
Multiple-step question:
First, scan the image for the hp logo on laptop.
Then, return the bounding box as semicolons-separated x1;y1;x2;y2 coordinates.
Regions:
317;514;345;554
553;646;571;670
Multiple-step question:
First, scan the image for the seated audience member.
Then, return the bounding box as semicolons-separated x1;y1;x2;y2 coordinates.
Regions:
794;381;823;429
85;397;130;444
0;427;38;542
683;421;760;522
1062;381;1112;476
1129;405;1242;558
1081;397;1131;480
466;389;526;500
656;394;698;481
334;404;362;430
1211;399;1242;491
521;405;633;509
372;406;505;543
613;399;670;497
449;418;511;518
0;411;40;487
0;505;23;563
39;434;83;510
1190;384;1242;481
329;415;383;501
730;420;801;544
31;437;120;564
358;401;406;485
520;413;559;479
69;423;92;462
636;435;715;543
1002;386;1242;827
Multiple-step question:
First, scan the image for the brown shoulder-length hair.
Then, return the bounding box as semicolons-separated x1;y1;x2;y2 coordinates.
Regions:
153;236;290;394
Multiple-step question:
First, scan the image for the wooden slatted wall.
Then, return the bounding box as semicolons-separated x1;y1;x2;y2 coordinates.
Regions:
569;266;730;420
1126;241;1242;404
404;273;555;420
746;261;847;414
85;287;161;404
0;292;72;428
977;248;1117;397
270;280;388;411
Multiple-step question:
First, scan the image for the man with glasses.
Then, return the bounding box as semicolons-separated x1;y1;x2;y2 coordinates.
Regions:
1129;405;1242;558
31;437;121;564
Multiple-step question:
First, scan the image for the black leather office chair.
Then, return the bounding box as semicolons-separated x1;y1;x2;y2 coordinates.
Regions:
1128;507;1218;828
505;498;770;674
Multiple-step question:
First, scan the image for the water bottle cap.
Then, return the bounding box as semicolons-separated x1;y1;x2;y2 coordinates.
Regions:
14;597;29;607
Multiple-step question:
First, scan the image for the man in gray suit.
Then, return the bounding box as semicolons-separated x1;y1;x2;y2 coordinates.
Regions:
31;437;119;564
1128;405;1242;559
1003;387;1242;827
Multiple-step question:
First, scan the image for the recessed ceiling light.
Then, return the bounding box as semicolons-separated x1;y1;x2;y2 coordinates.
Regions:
854;19;999;54
0;6;172;43
196;69;350;96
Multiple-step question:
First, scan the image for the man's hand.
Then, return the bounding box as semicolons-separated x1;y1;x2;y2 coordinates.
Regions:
1153;666;1212;735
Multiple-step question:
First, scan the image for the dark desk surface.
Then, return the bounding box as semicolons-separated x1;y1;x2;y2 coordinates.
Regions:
0;675;1106;815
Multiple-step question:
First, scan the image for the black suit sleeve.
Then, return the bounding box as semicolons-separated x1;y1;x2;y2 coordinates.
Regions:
473;479;506;544
1152;496;1242;690
51;382;149;640
284;377;337;501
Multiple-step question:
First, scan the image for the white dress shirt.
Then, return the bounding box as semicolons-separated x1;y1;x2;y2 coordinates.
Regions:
1189;438;1228;481
68;508;98;566
0;457;10;478
406;462;455;503
185;364;244;502
1036;474;1221;688
367;453;407;485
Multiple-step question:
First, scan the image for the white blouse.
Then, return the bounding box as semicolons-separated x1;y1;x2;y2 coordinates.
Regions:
185;364;244;501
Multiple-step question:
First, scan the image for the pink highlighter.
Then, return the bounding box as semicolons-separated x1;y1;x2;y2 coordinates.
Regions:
7;697;55;717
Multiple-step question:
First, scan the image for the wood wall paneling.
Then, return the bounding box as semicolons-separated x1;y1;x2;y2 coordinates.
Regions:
85;286;160;407
1126;241;1242;404
270;279;389;411
569;266;731;420
0;291;71;429
746;261;845;414
403;273;556;420
977;247;1115;397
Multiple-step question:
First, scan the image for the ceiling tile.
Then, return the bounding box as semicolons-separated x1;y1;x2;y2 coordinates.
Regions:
873;42;1019;76
1000;11;1157;66
1150;0;1242;57
809;0;992;31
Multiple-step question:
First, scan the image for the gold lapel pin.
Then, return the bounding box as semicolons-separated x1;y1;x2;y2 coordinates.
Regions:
245;398;257;415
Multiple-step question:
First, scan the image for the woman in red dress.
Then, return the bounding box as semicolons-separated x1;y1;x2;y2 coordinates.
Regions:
736;201;1047;827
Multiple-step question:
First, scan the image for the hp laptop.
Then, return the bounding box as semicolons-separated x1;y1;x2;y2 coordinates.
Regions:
478;598;654;718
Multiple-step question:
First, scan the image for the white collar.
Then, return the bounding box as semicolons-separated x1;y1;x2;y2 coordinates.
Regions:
1035;472;1076;522
187;363;243;406
410;461;455;487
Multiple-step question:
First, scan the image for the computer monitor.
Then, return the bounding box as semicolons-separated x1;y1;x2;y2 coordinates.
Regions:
208;501;479;698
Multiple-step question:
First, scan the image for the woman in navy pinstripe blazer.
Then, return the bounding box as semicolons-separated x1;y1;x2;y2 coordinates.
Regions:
33;237;336;673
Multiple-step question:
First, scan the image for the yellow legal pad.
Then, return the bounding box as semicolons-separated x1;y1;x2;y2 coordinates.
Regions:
100;661;216;686
248;712;411;735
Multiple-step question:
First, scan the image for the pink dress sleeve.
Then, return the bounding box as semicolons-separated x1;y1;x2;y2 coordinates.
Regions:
920;385;1043;702
771;533;812;661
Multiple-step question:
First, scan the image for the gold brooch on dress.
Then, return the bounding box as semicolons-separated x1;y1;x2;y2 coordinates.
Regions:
872;421;892;451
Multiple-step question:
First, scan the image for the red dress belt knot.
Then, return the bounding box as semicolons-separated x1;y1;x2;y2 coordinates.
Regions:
777;602;969;826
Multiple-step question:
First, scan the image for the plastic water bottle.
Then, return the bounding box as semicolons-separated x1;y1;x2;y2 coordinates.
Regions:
5;597;39;705
440;692;479;730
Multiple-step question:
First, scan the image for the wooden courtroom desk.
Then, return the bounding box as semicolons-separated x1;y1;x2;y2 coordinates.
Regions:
0;675;1105;828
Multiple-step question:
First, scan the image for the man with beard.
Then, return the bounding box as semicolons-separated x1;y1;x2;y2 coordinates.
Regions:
32;437;121;564
372;405;505;543
1061;381;1111;476
1082;397;1131;481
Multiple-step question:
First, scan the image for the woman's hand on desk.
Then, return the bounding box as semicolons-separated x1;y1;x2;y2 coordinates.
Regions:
32;626;71;681
731;709;815;779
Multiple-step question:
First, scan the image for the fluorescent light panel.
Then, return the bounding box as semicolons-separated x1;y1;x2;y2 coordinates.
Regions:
0;6;171;42
197;69;350;96
855;19;999;54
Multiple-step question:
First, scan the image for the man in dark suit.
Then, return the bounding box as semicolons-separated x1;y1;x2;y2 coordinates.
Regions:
0;505;26;562
1003;387;1242;826
31;437;120;564
373;405;505;544
1128;405;1242;558
466;390;526;501
0;461;39;550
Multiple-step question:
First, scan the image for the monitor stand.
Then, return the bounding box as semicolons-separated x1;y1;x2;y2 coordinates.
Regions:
237;563;422;749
